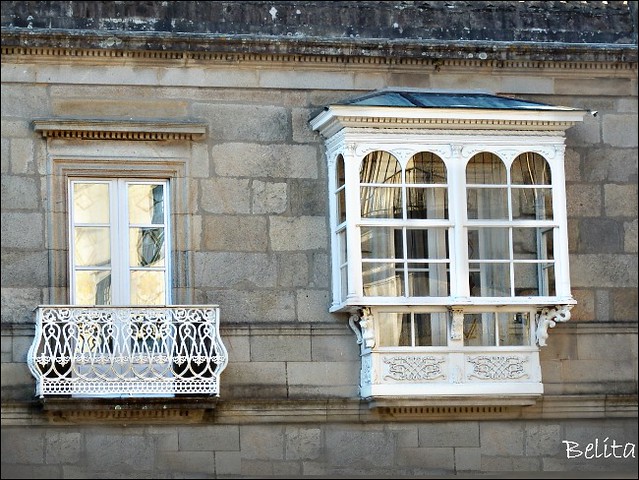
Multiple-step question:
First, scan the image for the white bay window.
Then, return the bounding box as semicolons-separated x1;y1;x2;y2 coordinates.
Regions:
310;90;587;404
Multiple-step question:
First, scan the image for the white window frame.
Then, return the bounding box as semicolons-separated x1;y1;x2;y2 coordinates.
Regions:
68;178;171;306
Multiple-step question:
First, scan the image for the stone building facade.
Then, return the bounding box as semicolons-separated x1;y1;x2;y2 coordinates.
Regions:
1;1;637;477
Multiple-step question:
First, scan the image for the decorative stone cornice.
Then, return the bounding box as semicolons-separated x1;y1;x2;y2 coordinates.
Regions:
1;30;637;67
32;118;207;141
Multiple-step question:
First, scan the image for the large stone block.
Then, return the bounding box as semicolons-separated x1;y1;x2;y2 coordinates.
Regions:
570;254;637;288
605;184;638;217
85;433;155;472
250;333;311;362
396;446;454;470
418;422;479;447
252;180;288;214
178;425;239;452
45;432;83;465
296;289;335;323
611;287;638;321
1;212;44;249
259;70;355;90
192;104;288;142
576;218;623;253
277;253;309;288
212;143;318;179
525;423;561;456
199;177;251;214
311;333;359;362
289;179;327;216
155;451;214;475
194;252;277;288
454;447;482;471
325;429;394;468
215;451;242;475
0;251;48;288
581;148;638;183
603;114;639;148
240;425;285;460
625;219;638;253
285;427;321;460
1;287;42;324
205;289;296;323
287;361;359;387
9;138;35;174
51;97;188;118
270;216;328;251
566;184;601;217
202;215;268;252
1;176;39;210
0;426;45;464
479;422;524;456
1;84;50;118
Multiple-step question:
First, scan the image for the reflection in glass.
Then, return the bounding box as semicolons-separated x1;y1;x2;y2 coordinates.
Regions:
128;184;164;225
74;227;111;267
129;227;165;267
406;153;447;219
467;188;508;219
73;183;110;224
130;270;165;305
464;313;496;346
466;152;507;184
362;262;403;296
360;152;402;219
336;155;346;224
361;226;402;259
512;187;552;220
511;153;551;185
75;271;112;305
407;263;449;296
469;262;511;297
467;228;509;260
498;312;531;346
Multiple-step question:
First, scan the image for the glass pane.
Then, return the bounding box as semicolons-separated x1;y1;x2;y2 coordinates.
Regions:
362;262;404;296
73;183;110;224
406;152;447;184
469;262;511;297
128;184;165;225
360;151;401;184
338;230;347;264
337;188;346;224
408;263;449;296
361;227;402;259
130;270;165;305
360;186;402;218
467;188;508;219
514;263;555;296
407;228;448;260
74;227;111;267
377;312;405;347
498;312;531;346
129;227;165;267
75;270;112;305
466;152;507;184
464;313;496;346
511;153;551;185
513;228;554;260
415;313;447;346
512;187;553;220
406;187;448;219
340;266;348;301
467;228;509;260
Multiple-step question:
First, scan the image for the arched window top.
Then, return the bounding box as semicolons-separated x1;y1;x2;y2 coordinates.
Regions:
511;152;552;185
406;152;447;185
466;152;507;185
360;151;401;184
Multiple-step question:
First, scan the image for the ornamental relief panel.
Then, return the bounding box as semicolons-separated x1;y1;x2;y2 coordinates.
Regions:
382;355;446;382
466;355;530;381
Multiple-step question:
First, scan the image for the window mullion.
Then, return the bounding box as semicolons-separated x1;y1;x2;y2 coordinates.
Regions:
114;179;130;305
449;146;469;299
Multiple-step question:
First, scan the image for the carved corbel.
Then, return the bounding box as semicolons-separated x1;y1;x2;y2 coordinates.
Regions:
535;305;573;346
348;308;376;350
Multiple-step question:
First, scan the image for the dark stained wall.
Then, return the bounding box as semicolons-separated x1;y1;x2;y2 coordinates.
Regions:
1;1;637;45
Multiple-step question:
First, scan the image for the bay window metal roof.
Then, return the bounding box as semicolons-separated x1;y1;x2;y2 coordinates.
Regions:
336;90;581;112
310;90;588;137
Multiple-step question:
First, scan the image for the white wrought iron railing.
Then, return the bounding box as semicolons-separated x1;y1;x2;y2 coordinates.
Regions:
27;306;228;397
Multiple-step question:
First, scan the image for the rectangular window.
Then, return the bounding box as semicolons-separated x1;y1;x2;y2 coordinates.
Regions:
69;179;170;306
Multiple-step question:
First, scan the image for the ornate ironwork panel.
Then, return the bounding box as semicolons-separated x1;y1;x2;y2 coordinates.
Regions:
27;306;228;397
